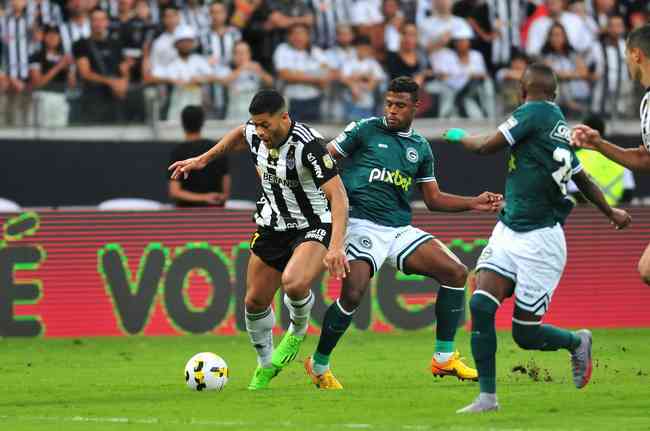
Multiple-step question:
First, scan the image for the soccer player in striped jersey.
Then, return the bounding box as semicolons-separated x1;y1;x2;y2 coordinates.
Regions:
303;76;504;390
572;24;650;284
169;90;350;390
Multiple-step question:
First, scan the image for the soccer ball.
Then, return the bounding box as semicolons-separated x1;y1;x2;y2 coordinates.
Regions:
184;352;229;391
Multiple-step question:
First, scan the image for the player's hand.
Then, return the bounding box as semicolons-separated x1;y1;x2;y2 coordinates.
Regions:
571;125;603;151
203;192;225;205
471;192;503;212
609;208;631;230
169;156;208;180
323;247;350;280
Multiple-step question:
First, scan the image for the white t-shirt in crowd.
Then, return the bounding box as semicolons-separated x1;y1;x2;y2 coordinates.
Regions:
526;12;594;56
341;56;386;108
350;0;382;26
150;32;178;71
432;48;487;91
325;45;357;70
419;15;472;50
273;43;329;100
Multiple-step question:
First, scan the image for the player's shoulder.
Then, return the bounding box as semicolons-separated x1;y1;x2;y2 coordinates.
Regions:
291;121;325;145
347;116;383;131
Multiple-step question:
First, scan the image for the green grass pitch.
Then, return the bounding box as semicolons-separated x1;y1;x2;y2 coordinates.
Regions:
1;329;649;431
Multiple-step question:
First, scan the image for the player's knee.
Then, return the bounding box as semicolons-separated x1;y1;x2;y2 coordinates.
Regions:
244;293;269;314
469;292;497;317
340;287;364;309
448;262;469;288
281;271;311;299
511;322;540;350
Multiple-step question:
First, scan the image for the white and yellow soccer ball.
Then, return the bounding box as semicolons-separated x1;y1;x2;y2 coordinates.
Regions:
184;352;229;392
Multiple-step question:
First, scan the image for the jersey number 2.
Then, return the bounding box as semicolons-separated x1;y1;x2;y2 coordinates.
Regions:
552;148;572;195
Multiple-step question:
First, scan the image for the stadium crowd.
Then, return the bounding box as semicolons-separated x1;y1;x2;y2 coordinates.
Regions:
0;0;649;127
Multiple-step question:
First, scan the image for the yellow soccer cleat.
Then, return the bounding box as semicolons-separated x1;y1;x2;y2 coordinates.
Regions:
304;356;343;390
431;351;478;381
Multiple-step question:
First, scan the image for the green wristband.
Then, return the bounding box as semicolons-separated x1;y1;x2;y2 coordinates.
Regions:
443;128;468;142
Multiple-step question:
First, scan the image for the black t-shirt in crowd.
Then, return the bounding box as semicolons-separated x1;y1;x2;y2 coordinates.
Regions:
169;139;230;207
72;34;123;95
29;49;69;93
385;51;425;81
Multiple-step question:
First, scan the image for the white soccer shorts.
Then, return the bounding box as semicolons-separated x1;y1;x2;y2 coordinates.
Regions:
476;221;567;316
345;218;434;276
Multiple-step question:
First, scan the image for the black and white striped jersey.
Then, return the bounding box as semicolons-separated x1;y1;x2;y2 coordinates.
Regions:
641;89;650;152
244;121;338;231
1;12;32;81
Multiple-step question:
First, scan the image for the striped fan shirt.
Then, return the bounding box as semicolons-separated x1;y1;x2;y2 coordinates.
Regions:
641;89;650;152
244;120;338;231
1;12;31;80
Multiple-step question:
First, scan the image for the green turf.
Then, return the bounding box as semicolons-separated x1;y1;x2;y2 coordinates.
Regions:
1;329;649;431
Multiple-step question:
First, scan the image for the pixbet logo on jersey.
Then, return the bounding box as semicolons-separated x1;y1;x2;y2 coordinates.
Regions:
368;168;413;192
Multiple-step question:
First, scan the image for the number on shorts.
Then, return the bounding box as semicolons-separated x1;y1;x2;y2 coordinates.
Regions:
551;147;572;195
250;232;260;249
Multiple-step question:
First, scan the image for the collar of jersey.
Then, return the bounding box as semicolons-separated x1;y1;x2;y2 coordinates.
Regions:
382;117;413;137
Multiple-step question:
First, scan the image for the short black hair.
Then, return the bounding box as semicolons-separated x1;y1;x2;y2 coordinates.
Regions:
583;113;606;136
627;24;650;57
522;62;558;98
387;76;419;101
248;89;286;116
181;105;205;134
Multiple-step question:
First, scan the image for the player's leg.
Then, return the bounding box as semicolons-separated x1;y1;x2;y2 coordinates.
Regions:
638;242;650;285
457;269;514;413
306;218;386;389
244;251;283;390
271;239;328;369
392;230;475;380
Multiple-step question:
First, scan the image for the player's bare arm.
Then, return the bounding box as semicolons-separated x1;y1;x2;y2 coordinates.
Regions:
320;175;350;279
572;170;631;229
169;125;248;179
443;128;510;155
571;124;650;172
420;180;502;213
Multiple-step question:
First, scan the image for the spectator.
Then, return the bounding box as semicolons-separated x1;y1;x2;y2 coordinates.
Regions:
587;14;630;118
378;0;404;56
495;51;530;114
458;0;526;72
1;0;32;126
60;0;91;53
273;24;332;122
73;8;128;124
587;0;617;29
350;0;383;27
526;0;594;57
28;0;64;27
180;0;210;35
541;22;590;117
218;40;274;121
201;1;241;67
29;24;75;127
151;25;220;122
433;25;494;118
309;0;354;50
385;23;430;86
109;0;135;35
148;5;179;72
419;0;472;56
324;24;357;121
569;1;600;46
99;0;119;18
340;35;386;121
168;105;231;207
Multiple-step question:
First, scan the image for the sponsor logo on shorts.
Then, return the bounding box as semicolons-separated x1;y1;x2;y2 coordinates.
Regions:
406;147;419;163
322;154;334;169
305;228;327;242
359;236;373;249
368;168;413;192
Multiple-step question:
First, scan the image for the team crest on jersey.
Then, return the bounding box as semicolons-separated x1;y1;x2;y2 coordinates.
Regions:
359;236;373;249
323;154;334;169
550;121;571;143
269;148;280;159
406;147;419;163
286;157;295;170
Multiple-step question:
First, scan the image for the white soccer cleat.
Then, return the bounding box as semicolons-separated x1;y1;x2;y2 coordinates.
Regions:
456;394;499;414
570;329;593;389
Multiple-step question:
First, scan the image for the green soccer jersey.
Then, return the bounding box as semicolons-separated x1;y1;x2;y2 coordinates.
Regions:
331;117;436;227
497;101;582;232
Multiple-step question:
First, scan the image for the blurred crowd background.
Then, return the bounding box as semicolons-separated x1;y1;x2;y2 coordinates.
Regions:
1;0;649;128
